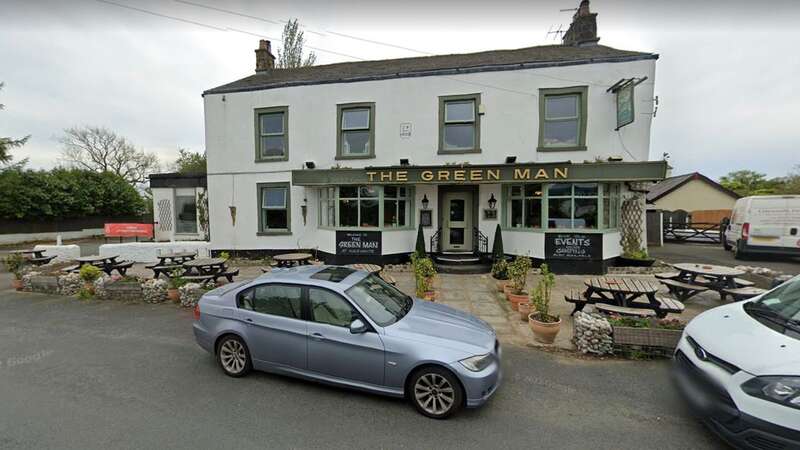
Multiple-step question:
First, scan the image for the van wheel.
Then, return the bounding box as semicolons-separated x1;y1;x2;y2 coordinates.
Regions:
722;237;732;251
733;241;747;260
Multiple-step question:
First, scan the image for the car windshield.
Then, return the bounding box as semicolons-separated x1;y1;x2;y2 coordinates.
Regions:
745;277;800;335
346;274;413;327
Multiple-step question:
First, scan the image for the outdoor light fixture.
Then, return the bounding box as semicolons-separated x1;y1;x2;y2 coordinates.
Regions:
505;156;517;164
488;193;497;210
421;194;429;210
305;161;316;169
399;158;410;166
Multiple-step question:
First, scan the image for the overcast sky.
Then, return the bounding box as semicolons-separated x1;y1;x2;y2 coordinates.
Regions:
1;0;798;179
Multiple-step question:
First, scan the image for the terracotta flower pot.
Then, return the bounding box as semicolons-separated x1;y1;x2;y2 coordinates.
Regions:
528;314;562;344
507;291;528;311
12;278;23;291
494;279;508;293
167;288;180;302
518;302;532;321
503;284;513;298
423;291;436;302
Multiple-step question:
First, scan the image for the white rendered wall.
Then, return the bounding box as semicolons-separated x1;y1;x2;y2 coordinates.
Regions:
32;244;81;263
99;242;211;263
0;229;103;246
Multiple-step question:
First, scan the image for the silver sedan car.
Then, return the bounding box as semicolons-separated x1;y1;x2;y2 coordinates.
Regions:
193;265;501;418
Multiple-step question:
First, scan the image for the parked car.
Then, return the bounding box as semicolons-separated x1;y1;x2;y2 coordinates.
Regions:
193;265;501;419
673;275;800;447
723;195;800;259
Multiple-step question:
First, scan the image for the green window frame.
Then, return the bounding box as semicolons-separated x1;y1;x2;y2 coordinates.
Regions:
336;102;375;160
257;182;291;235
537;86;588;152
254;106;289;162
438;93;481;154
502;183;620;231
318;185;415;230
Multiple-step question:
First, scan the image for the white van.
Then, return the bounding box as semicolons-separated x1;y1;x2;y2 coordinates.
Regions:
723;195;800;259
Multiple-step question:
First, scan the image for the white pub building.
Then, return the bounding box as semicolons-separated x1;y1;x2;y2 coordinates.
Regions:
202;1;666;273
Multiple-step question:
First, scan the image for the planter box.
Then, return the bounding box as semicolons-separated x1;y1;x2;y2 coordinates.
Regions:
29;275;60;294
612;326;682;358
103;281;143;301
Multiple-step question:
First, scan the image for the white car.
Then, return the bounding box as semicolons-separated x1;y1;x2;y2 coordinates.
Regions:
673;276;800;448
723;195;800;260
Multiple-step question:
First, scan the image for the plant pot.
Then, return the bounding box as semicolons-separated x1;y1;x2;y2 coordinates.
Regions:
422;291;436;302
11;278;23;291
493;278;508;293
167;288;180;302
503;284;513;298
83;281;95;295
617;256;656;267
518;302;532;321
528;314;562;344
507;291;528;311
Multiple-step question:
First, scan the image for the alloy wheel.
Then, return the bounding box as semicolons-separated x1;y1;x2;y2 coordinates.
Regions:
219;339;247;374
414;373;455;416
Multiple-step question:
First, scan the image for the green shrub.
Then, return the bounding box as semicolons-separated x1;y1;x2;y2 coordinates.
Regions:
168;269;186;289
77;287;94;300
414;224;426;258
491;224;504;262
79;265;102;283
411;253;436;297
530;264;557;322
220;251;231;261
507;255;532;294
491;259;508;280
3;253;25;280
607;315;685;330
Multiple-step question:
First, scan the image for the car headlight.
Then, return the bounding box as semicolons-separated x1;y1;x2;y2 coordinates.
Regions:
459;354;492;372
742;376;800;410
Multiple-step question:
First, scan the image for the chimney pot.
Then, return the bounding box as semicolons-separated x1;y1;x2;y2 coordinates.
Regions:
562;0;600;47
255;39;275;73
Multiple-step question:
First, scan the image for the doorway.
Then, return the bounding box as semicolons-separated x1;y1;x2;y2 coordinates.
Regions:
442;191;473;252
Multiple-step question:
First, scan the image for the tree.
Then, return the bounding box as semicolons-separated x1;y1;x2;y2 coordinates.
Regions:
174;149;206;174
59;126;159;185
719;170;781;197
0;82;30;164
414;223;426;258
491;224;504;262
777;165;800;195
276;19;316;69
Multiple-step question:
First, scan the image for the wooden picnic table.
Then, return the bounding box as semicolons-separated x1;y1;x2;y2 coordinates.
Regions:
11;249;45;258
183;258;227;276
155;252;197;265
346;263;382;273
672;263;746;299
577;277;684;318
11;249;55;266
71;254;133;276
273;253;312;267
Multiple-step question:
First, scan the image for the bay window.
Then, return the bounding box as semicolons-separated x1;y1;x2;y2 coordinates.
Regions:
319;185;413;229
505;183;620;230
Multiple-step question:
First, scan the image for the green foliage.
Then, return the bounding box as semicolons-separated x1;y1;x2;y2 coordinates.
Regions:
277;19;317;68
79;265;102;283
0;82;30;164
491;224;504;262
0;167;146;221
414;224;426;258
623;247;650;260
507;255;532;294
3;253;25;279
607;315;685;330
491;259;508;280
174;149;206;174
719;170;782;197
77;287;94;300
530;264;557;322
168;269;187;289
411;253;436;297
220;251;231;261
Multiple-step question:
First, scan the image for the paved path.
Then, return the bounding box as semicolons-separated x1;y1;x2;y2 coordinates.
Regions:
0;279;721;449
652;242;800;275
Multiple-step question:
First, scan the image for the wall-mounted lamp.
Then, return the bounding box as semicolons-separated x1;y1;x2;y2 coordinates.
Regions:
505;156;517;164
399;158;410;166
488;193;497;210
421;194;429;210
305;161;316;169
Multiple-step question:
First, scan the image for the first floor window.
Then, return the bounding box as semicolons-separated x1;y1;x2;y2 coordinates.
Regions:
505;183;619;230
259;184;290;232
175;189;198;234
319;185;413;229
538;86;587;151
440;94;480;152
338;103;374;158
255;107;288;161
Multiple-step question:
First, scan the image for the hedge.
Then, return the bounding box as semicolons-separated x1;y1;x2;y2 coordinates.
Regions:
0;167;146;221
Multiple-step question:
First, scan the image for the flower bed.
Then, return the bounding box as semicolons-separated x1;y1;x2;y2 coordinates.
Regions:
96;276;143;302
608;315;684;358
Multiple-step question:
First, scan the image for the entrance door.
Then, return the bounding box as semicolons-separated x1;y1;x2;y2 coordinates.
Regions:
443;192;473;252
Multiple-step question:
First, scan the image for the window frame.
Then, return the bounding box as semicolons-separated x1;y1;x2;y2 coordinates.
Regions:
257;182;291;235
438;93;481;154
336;102;375;160
173;188;198;235
307;286;363;329
537;86;588;152
318;185;415;231
502;183;620;232
236;282;305;321
254;106;289;162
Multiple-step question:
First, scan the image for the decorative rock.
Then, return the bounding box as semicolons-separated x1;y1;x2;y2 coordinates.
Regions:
21;271;41;291
179;283;206;308
93;275;113;299
142;279;168;304
572;311;614;355
58;273;82;296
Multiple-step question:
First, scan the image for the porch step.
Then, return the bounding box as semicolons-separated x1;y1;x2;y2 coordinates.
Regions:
433;252;490;274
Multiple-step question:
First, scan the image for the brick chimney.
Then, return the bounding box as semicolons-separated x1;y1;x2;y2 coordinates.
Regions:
255;40;275;72
562;0;600;47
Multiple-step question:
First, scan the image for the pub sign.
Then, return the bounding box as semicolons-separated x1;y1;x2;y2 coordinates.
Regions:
336;231;382;256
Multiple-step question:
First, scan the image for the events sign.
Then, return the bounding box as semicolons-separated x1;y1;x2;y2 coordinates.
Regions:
545;233;602;261
336;231;381;256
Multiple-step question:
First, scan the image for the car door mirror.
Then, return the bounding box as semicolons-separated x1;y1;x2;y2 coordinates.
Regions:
349;319;368;334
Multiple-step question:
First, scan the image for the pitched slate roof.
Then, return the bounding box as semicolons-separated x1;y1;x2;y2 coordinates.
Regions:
646;172;740;203
204;44;657;95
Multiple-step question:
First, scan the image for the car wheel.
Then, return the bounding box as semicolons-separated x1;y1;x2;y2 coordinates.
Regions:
217;335;252;378
409;366;464;419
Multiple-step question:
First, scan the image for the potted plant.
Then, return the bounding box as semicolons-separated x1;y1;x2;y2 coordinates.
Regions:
528;264;560;344
414;223;427;258
618;231;655;267
505;255;532;311
491;259;509;293
3;253;25;290
167;269;186;302
78;264;102;295
608;315;685;357
412;254;437;301
518;295;532;321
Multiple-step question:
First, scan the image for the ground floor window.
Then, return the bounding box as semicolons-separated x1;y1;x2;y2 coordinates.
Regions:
175;188;198;234
504;183;620;230
319;185;413;230
258;183;290;233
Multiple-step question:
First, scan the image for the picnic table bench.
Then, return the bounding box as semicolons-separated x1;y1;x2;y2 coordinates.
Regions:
567;277;685;318
181;258;238;284
669;263;750;301
11;249;56;266
721;286;768;302
273;253;312;267
659;278;709;301
69;255;135;276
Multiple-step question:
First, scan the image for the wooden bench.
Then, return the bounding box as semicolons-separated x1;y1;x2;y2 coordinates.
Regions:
213;267;240;283
652;296;685;314
29;255;57;266
565;289;591;315
182;275;215;285
733;278;755;288
60;264;80;273
379;273;397;285
659;279;708;301
722;287;767;302
595;303;656;318
654;272;680;280
110;261;134;275
151;264;183;279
